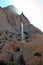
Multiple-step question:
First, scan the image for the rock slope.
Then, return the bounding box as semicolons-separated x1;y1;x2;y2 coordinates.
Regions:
0;5;43;64
23;34;43;65
0;5;42;35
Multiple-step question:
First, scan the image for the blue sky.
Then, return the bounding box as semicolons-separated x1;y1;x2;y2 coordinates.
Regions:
0;0;43;7
37;0;43;4
0;0;10;7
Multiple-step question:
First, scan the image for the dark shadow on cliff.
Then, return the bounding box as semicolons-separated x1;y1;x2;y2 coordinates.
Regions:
0;61;7;65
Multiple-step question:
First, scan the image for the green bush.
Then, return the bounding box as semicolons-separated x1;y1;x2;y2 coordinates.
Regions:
24;31;28;35
7;61;19;65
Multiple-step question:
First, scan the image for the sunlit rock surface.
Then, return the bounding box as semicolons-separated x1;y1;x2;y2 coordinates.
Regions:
23;34;43;65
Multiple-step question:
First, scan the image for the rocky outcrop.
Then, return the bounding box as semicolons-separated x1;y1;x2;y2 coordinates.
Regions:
0;7;15;32
0;5;43;64
0;33;43;64
0;30;25;63
0;5;42;35
23;34;43;65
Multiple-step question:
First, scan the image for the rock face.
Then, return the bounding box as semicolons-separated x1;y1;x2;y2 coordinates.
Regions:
0;5;42;35
0;7;15;32
23;34;43;65
0;30;23;63
0;5;43;64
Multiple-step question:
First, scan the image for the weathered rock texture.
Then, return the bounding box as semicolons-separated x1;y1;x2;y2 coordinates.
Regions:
0;5;43;64
23;34;43;65
0;5;42;35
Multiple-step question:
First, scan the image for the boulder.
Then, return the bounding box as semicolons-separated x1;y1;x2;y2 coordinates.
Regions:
23;34;43;65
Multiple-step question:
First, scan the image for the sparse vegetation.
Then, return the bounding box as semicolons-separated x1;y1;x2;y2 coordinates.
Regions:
0;39;2;43
34;52;41;57
0;51;2;53
24;31;28;35
0;46;3;50
8;33;14;38
8;61;20;65
0;5;43;65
